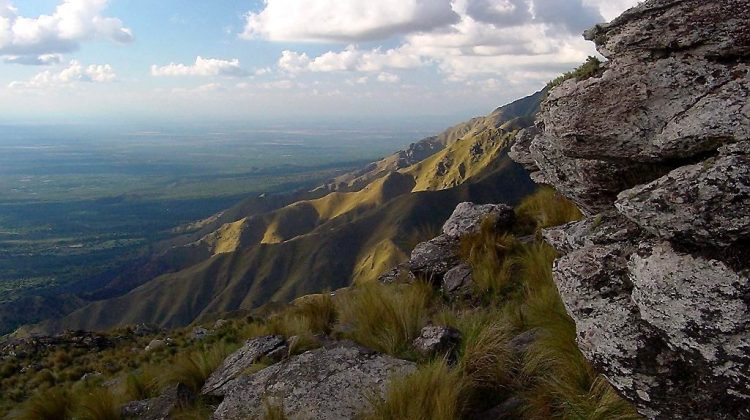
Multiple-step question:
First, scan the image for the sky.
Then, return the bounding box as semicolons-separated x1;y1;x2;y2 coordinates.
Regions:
0;0;641;124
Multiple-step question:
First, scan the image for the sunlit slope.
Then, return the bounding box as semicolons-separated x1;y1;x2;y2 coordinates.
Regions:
34;159;535;333
318;89;545;192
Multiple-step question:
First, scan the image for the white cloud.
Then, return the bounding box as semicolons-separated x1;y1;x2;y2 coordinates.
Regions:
0;0;132;65
2;53;62;65
377;72;400;83
278;46;423;74
151;56;248;78
9;59;116;89
241;0;458;42
269;0;641;86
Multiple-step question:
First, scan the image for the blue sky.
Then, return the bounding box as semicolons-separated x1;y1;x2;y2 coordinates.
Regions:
0;0;640;124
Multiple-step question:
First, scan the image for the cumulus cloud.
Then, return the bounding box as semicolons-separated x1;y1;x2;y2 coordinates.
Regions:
278;46;423;73
2;53;62;65
241;0;459;42
268;0;640;85
9;59;116;88
151;56;248;77
377;72;400;83
0;0;132;65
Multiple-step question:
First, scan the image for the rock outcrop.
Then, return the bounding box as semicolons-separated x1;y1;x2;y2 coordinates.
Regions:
404;201;515;287
211;342;415;420
510;0;750;418
202;335;288;397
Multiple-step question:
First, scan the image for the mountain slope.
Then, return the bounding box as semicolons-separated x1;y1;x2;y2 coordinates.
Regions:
26;91;543;334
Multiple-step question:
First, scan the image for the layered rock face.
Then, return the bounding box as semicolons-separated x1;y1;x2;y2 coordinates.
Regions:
510;0;750;418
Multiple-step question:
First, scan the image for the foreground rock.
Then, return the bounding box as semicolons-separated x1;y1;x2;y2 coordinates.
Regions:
213;342;415;419
202;335;287;397
412;325;461;357
510;0;750;418
122;383;195;420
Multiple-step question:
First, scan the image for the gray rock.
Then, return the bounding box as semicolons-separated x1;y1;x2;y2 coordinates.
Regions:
441;263;473;296
202;335;287;397
191;327;210;340
616;144;750;248
122;383;195;420
213;319;228;330
508;0;750;417
412;325;461;357
585;0;750;60
442;202;515;238
509;127;540;172
212;343;416;420
145;339;166;352
377;263;416;284
507;329;539;358
408;234;460;283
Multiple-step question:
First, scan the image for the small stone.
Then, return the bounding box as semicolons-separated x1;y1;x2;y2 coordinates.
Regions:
144;339;166;353
412;325;461;357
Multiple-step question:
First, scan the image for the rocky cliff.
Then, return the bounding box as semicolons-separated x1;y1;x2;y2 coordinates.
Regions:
510;0;749;418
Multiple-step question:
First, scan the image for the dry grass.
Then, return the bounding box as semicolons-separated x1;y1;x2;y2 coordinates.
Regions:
365;360;465;420
76;388;122;420
460;218;521;297
162;343;234;393
336;281;432;356
515;187;583;233
12;388;74;420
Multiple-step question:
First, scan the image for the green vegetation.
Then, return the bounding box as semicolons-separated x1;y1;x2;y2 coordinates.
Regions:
547;56;603;90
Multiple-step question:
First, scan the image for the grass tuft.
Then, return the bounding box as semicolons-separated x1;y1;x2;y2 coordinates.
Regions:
547;56;602;90
13;388;74;420
76;388;122;420
336;282;432;356
365;360;465;420
515;187;583;234
162;343;233;393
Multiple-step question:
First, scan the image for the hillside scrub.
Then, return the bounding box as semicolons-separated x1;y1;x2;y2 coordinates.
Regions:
546;56;603;90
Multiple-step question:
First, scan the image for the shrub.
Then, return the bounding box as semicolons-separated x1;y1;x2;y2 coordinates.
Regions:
515;187;583;234
547;56;602;90
457;317;515;392
124;366;162;401
336;282;432;356
262;397;288;420
162;343;233;393
76;388;121;420
460;219;521;297
13;388;74;420
365;360;465;420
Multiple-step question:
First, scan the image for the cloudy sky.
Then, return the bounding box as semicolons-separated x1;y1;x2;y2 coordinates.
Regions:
0;0;640;123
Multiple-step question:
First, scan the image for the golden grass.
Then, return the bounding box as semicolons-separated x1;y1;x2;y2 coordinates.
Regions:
460;218;521;297
162;343;234;393
515;187;583;233
12;388;74;420
336;282;432;356
76;388;122;420
365;360;465;420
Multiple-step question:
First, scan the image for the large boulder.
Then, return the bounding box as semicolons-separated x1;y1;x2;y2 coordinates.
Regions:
408;234;461;283
442;202;515;238
212;342;416;420
509;0;750;418
202;335;287;397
